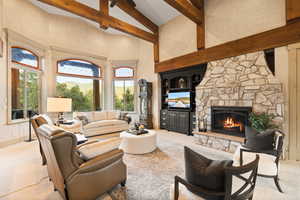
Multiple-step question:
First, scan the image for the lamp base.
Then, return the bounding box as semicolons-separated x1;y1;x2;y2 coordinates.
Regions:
57;112;65;124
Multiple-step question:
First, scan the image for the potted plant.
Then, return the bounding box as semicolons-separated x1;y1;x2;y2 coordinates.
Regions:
245;112;279;150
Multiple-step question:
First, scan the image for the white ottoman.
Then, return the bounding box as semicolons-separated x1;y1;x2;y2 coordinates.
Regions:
119;130;157;154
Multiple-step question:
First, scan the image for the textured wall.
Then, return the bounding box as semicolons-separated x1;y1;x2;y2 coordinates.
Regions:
159;0;286;61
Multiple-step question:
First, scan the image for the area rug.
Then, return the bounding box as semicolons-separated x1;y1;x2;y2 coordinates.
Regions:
100;132;231;200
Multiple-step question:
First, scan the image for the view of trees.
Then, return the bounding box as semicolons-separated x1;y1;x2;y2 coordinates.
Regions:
114;88;134;111
56;82;94;112
11;69;39;120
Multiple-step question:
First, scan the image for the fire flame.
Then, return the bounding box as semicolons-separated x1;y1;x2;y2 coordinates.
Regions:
224;117;242;131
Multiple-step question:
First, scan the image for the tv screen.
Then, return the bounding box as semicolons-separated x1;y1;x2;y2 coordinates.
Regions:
168;92;190;108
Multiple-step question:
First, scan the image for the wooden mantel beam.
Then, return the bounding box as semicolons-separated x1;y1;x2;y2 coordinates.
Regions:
164;0;203;25
155;20;300;72
113;0;158;33
37;0;157;43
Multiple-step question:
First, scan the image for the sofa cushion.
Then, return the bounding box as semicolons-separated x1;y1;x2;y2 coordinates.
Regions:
184;146;233;197
84;120;127;129
106;111;119;120
77;137;121;160
93;111;107;121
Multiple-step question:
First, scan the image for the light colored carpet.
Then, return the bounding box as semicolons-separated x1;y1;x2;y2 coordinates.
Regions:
0;130;299;200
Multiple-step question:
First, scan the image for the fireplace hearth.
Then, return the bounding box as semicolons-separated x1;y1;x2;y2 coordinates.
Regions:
211;106;252;137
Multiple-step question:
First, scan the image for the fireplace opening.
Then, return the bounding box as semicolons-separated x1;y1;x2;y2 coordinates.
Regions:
211;106;252;137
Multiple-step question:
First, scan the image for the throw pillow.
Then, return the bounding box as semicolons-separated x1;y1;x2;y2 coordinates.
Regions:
76;115;89;126
35;116;48;126
184;146;233;196
119;112;128;120
245;126;275;150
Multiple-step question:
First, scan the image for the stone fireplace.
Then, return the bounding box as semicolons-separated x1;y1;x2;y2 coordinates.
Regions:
211;106;252;137
195;51;285;152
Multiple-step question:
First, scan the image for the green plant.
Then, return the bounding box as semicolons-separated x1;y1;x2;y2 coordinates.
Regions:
248;112;278;132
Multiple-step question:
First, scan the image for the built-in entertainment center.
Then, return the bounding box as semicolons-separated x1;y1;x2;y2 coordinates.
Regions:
160;64;207;135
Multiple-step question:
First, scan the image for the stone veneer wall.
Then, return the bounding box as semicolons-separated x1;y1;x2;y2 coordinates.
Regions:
196;51;284;131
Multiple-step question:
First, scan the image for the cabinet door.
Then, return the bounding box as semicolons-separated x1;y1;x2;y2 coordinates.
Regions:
178;112;189;133
168;112;177;131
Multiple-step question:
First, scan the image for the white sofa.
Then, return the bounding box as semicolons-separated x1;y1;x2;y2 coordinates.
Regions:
74;111;130;137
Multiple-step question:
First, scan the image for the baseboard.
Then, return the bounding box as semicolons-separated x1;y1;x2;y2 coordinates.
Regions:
0;136;27;148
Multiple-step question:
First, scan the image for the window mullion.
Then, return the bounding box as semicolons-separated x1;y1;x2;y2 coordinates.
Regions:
24;71;28;119
123;80;126;111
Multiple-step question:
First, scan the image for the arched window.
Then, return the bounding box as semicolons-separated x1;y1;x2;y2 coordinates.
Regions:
57;59;101;78
113;66;135;112
56;59;103;111
12;47;39;68
114;67;134;78
10;47;41;121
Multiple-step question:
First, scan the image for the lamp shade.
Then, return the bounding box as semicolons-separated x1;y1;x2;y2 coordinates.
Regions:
47;97;72;113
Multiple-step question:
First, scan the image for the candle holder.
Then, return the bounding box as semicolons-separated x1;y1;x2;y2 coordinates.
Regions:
198;118;207;132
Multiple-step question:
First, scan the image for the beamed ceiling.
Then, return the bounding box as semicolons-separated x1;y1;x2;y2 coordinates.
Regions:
29;0;300;72
29;0;181;35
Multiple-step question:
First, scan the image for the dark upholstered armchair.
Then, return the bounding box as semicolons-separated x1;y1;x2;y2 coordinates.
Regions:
36;124;127;200
174;147;259;200
234;130;285;193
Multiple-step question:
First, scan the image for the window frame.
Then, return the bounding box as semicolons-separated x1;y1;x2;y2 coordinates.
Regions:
113;66;135;79
11;46;40;70
8;47;42;124
56;58;102;79
112;66;137;112
56;58;104;112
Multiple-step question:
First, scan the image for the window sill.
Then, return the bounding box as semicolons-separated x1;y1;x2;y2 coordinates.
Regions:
7;119;29;125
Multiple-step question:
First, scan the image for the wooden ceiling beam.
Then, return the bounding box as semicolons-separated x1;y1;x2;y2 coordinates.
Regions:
37;0;157;43
286;0;300;22
196;0;205;50
190;0;203;10
100;0;109;29
113;0;158;33
155;20;300;72
164;0;203;25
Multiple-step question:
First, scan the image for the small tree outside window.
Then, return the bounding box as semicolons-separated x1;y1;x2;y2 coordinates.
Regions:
113;67;135;112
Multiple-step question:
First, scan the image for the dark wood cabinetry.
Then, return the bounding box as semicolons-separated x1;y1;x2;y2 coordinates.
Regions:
160;65;207;135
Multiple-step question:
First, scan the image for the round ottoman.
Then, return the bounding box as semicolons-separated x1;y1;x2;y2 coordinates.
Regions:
119;130;157;154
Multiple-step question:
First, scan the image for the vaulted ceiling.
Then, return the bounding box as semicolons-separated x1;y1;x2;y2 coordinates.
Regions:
29;0;181;35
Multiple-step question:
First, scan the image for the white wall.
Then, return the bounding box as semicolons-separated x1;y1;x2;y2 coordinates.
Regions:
0;0;158;146
159;0;286;61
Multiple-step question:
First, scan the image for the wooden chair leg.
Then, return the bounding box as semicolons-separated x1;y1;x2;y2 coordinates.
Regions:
174;177;179;200
274;176;283;193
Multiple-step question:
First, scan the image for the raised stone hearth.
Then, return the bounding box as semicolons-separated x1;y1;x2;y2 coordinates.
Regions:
195;51;285;149
194;131;244;153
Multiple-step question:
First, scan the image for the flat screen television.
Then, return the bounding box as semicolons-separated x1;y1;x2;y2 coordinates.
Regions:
168;91;190;109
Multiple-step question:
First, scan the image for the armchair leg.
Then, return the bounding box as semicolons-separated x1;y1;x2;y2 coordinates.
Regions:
121;180;126;187
274;176;283;193
174;176;179;200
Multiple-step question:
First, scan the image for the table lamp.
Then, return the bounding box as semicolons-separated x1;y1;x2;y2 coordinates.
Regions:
47;97;72;123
